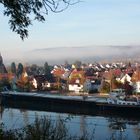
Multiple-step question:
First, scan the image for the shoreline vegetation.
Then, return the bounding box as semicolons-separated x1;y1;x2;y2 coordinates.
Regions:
1;114;134;140
0;116;94;140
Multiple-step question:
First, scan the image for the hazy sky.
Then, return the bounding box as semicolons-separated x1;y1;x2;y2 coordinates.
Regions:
0;0;140;65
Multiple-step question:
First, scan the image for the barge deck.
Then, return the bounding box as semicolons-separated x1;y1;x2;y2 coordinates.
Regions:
1;92;140;116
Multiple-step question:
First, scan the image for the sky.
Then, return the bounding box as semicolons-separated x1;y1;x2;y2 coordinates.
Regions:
0;0;140;65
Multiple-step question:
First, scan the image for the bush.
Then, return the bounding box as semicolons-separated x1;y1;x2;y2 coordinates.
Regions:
0;116;93;140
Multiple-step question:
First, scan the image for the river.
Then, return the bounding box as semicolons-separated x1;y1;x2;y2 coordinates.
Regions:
0;106;140;140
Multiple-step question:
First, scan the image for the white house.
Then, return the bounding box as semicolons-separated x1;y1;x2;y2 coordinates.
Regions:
133;81;140;93
68;84;83;93
41;81;52;90
32;78;37;89
120;74;132;84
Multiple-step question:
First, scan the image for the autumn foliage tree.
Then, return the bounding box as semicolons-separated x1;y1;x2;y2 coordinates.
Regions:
69;69;85;85
100;81;110;93
16;72;33;92
111;78;123;90
52;68;65;90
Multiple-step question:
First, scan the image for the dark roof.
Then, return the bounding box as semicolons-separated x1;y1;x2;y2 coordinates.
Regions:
34;75;55;83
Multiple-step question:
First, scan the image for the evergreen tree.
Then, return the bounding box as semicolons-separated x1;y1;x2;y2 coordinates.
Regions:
17;63;24;78
44;62;52;79
11;62;16;74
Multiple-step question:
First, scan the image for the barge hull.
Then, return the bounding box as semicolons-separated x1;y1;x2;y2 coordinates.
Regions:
1;93;140;117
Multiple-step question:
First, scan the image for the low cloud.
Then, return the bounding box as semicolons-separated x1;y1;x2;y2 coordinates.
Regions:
4;45;140;65
24;45;140;64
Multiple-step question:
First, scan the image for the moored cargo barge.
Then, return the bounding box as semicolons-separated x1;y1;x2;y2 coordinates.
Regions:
1;91;140;116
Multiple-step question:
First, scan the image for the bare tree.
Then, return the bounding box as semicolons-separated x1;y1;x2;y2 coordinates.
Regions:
0;0;80;39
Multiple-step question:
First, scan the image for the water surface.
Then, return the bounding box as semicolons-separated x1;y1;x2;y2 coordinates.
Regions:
1;106;140;140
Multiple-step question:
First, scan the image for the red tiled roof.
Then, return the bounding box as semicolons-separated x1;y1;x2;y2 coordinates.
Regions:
52;68;65;76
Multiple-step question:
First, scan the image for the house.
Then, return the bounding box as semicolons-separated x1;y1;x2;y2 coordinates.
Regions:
68;69;85;93
32;78;37;89
120;73;132;84
83;79;101;93
34;75;55;90
131;69;140;82
51;67;66;79
69;78;83;93
133;81;140;93
68;83;83;93
131;69;140;94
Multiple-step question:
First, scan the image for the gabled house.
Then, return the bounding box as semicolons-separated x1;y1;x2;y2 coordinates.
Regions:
131;69;140;82
131;69;140;93
32;78;37;89
68;83;83;93
133;81;140;93
83;79;101;93
34;75;55;91
102;71;112;83
102;69;124;91
51;67;69;90
68;69;85;93
120;73;133;85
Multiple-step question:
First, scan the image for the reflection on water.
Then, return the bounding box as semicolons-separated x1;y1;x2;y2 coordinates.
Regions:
0;105;140;140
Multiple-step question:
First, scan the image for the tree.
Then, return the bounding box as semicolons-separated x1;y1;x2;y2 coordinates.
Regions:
11;62;16;74
0;78;11;91
74;60;82;69
44;62;50;75
17;63;23;78
100;81;110;93
44;62;53;82
0;0;80;40
123;81;133;95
